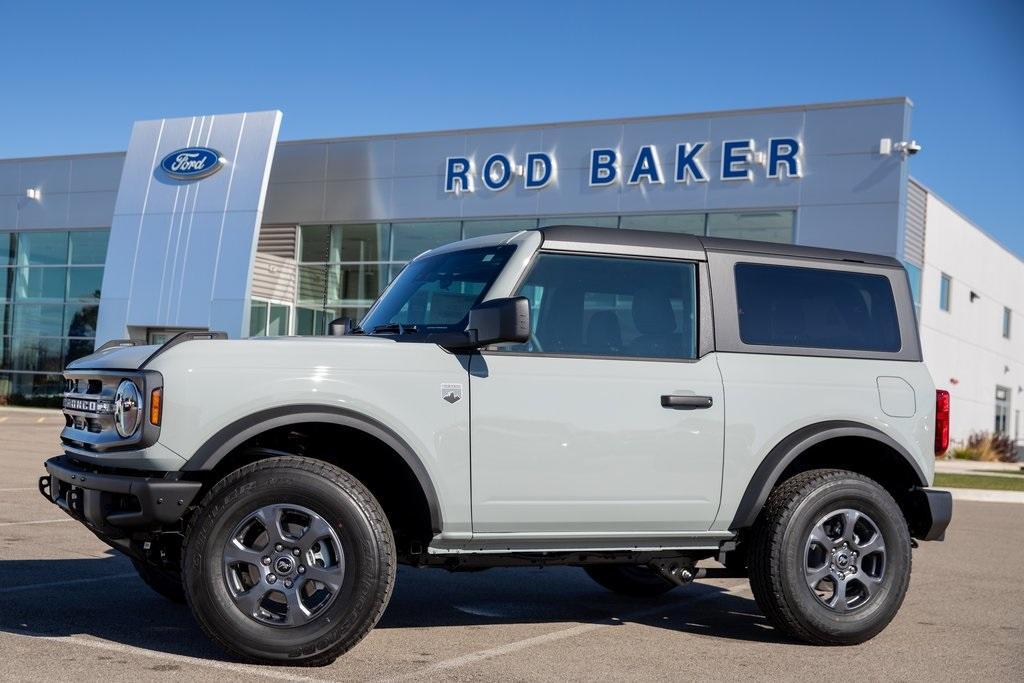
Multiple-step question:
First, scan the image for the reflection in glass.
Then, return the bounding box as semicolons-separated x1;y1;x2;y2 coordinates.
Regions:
69;230;110;265
65;304;98;338
12;304;64;337
12;337;63;372
391;222;461;261
14;267;66;301
0;268;11;302
68;267;103;300
65;338;96;365
299;224;391;263
269;304;289;336
16;231;68;266
0;233;14;266
620;213;705;234
462;219;537;240
706;211;794;243
538;216;619;229
249;300;269;336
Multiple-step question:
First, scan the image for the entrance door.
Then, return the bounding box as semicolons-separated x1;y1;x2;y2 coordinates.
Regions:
469;252;724;534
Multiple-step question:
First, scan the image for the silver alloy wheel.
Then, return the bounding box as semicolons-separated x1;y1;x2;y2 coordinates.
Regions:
804;508;886;612
223;503;345;627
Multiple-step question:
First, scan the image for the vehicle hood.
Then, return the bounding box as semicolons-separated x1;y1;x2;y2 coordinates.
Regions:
67;335;405;373
67;343;163;371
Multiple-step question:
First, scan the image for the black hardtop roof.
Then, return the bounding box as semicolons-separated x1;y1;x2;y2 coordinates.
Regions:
537;225;903;268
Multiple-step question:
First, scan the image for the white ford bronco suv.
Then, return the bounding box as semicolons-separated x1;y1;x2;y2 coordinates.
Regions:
40;226;952;664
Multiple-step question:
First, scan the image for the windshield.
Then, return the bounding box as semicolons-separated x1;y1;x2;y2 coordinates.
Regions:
359;245;516;333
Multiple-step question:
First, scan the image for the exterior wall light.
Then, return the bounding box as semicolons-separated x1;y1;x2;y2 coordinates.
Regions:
25;187;41;200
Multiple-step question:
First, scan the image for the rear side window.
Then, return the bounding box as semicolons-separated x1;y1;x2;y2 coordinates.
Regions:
734;263;901;352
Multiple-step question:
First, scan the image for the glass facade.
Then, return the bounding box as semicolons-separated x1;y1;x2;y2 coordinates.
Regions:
294;211;794;334
0;229;109;406
249;299;291;337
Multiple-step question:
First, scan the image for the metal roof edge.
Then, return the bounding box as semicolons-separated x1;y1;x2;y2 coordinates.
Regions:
909;176;1023;264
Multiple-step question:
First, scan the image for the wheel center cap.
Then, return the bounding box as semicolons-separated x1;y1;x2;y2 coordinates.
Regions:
274;556;294;575
835;552;851;568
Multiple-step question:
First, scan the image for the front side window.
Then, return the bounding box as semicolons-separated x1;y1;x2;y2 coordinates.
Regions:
735;263;901;352
360;245;515;333
499;253;697;360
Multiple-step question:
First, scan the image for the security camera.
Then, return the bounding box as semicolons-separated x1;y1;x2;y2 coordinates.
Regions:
891;140;922;159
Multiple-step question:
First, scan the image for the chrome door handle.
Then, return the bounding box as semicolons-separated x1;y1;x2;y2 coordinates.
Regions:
661;394;713;409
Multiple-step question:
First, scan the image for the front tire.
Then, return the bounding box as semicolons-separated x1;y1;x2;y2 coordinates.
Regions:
748;469;911;645
183;456;395;665
584;564;678;597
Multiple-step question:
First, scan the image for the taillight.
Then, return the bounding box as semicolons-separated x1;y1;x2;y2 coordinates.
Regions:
150;388;162;426
934;389;950;455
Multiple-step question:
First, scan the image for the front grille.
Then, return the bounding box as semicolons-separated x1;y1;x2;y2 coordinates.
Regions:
60;369;162;454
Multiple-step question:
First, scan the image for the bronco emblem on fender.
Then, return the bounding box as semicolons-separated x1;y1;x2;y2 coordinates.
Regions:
441;383;462;404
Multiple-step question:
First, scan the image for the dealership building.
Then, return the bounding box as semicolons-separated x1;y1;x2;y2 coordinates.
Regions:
0;97;1020;448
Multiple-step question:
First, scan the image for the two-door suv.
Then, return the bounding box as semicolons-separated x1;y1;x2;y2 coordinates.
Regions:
40;226;952;664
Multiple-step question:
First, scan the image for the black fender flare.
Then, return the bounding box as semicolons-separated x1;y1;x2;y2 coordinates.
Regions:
729;420;928;530
182;404;443;534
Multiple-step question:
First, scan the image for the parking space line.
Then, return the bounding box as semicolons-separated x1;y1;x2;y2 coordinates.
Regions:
2;631;336;683
0;519;73;527
0;572;139;594
381;582;752;681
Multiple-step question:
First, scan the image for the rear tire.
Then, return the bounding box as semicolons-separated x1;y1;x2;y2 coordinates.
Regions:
183;456;395;665
131;558;185;603
748;469;911;645
583;564;678;597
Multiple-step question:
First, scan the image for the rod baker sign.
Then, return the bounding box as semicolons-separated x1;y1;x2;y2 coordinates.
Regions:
444;138;801;193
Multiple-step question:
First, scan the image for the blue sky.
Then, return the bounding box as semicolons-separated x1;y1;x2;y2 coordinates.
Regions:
2;1;1021;254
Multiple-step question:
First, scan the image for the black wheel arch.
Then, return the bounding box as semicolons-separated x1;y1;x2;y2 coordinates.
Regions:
730;420;929;531
181;404;443;535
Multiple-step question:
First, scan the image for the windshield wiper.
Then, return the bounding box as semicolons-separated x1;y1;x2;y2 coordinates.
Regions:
371;323;419;335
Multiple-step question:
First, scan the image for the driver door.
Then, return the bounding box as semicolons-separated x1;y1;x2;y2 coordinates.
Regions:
469;251;725;534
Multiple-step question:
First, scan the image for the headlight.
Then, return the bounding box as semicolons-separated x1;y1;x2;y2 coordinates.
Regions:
113;380;143;437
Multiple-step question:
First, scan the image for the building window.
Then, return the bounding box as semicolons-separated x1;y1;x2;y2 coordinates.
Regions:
297;223;398;327
706;211;794;243
294;212;795;335
995;386;1011;435
1003;307;1011;339
0;229;109;406
249;299;291;337
939;273;951;311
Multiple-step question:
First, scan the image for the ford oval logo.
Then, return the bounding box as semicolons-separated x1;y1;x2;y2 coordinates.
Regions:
160;147;225;180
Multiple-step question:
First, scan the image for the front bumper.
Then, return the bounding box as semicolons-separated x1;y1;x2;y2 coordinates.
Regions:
907;487;953;541
39;455;202;537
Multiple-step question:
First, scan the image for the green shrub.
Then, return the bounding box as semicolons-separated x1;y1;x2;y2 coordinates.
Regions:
960;431;1017;463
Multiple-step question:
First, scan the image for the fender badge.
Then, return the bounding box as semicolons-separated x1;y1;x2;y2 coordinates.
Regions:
441;383;463;404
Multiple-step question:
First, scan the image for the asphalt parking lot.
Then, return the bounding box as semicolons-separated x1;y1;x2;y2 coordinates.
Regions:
1;408;1022;682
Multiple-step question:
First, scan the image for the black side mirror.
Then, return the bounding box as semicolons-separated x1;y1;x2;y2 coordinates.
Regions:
466;297;530;348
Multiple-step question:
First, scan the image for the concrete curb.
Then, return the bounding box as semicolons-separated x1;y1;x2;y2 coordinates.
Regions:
934;487;1024;504
935;459;1023;474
